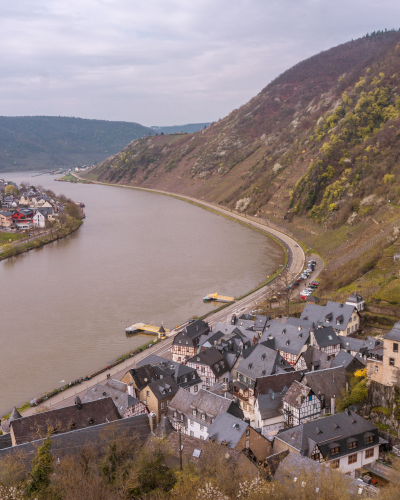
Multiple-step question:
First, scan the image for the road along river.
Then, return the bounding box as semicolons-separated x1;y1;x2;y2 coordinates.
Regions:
0;172;286;415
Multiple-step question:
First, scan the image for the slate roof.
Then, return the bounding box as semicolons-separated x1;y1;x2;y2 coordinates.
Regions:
242;344;258;359
300;301;357;331
347;292;364;304
255;371;304;396
208;412;249;448
339;336;365;353
212;322;255;340
104;379;128;393
10;398;121;446
0;413;151;460
254;315;268;332
168;388;243;425
208;383;235;400
0;210;12;217
236;344;283;380
173;320;210;347
383;321;400;342
126;364;159;391
295;346;330;371
153;414;175;438
82;384;138;414
282;381;313;409
1;406;22;434
285;317;316;330
300;366;346;402
187;347;229;377
275;410;379;461
330;350;365;370
146;376;179;400
313;326;340;348
261;321;310;356
257;391;285;420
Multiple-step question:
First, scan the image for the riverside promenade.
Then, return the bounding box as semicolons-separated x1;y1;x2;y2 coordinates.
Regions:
20;179;305;416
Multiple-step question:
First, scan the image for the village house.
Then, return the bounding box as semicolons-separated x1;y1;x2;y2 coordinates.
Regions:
234;344;289;421
294;345;331;371
208;411;272;462
0;210;12;227
137;354;203;394
300;301;360;336
140;376;179;423
346;291;365;312
273;410;380;477
330;350;365;373
172;319;210;363
300;366;346;415
121;364;160;399
186;347;231;389
282;380;322;428
33;206;54;227
312;326;341;359
367;321;400;387
260;321;311;365
9;396;121;446
82;382;147;418
168;388;243;440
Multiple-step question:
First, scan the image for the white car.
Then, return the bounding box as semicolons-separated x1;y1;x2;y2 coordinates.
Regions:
301;290;311;295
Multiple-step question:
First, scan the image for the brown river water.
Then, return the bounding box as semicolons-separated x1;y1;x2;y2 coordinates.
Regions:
0;172;284;414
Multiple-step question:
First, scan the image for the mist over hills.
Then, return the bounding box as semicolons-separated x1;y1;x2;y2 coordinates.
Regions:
0;116;209;173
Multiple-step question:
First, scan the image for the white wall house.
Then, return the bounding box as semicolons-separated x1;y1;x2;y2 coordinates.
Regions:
33;211;46;227
282;381;321;428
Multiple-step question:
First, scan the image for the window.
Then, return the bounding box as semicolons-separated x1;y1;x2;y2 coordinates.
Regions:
161;402;164;409
167;400;169;406
147;391;150;397
332;459;340;468
178;347;181;351
190;431;194;437
249;405;253;412
206;378;210;384
192;409;196;416
190;420;194;426
200;425;204;431
390;358;395;366
309;396;312;402
201;414;205;421
194;385;198;392
174;411;177;418
348;441;357;450
375;366;379;373
394;343;399;353
201;367;205;372
355;324;358;330
192;373;196;379
200;435;204;440
365;449;374;459
330;447;339;455
347;328;350;334
348;454;357;464
366;435;374;444
246;429;250;436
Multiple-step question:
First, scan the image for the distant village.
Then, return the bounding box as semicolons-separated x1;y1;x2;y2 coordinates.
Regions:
0;179;82;231
1;288;399;493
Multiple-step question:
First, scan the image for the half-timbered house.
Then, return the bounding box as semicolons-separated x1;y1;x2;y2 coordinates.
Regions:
282;380;321;428
312;326;341;360
260;321;311;365
172;320;210;363
186;347;230;389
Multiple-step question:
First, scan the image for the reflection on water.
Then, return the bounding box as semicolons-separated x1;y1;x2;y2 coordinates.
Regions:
0;172;284;414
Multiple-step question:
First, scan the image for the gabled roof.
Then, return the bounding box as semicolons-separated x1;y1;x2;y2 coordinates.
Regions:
187;347;229;377
260;320;310;356
257;391;285;420
212;322;255;340
125;364;159;391
208;412;249;448
236;344;283;380
154;414;175;438
82;384;138;414
295;346;330;371
275;410;378;461
300;301;357;331
283;381;314;408
10;398;121;446
147;376;179;400
330;350;365;369
347;291;364;304
300;366;346;402
1;406;22;434
255;371;305;396
253;315;268;332
313;326;340;347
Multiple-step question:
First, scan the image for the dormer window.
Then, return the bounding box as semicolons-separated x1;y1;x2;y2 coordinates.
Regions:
192;409;197;416
366;435;374;444
282;329;286;334
261;354;266;360
286;340;290;346
248;363;253;369
179;340;181;343
192;373;196;379
330;446;339;455
298;333;302;338
201;414;205;421
348;440;357;449
197;357;200;361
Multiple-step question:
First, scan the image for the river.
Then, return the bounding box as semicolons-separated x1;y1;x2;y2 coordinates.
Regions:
0;172;284;414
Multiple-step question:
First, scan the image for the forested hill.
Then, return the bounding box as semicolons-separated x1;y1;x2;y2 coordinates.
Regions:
0;116;156;172
88;29;400;231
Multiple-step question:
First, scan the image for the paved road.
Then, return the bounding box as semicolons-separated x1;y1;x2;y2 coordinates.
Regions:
20;179;305;416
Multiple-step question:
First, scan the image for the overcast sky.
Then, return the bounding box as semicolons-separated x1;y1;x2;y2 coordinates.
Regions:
1;1;399;126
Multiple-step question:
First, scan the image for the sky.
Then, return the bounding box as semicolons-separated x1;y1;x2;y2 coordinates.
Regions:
1;1;400;126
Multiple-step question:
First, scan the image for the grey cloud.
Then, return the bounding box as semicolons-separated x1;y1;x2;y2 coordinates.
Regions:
0;0;399;125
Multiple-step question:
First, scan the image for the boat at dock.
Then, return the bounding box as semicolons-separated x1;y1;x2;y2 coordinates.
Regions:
203;293;235;303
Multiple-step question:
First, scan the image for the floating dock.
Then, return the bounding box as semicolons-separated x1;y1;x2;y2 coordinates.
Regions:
125;322;170;336
203;293;235;303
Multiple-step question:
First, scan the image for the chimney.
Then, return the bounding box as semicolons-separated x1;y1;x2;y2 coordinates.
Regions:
148;412;157;433
75;395;82;411
127;382;135;398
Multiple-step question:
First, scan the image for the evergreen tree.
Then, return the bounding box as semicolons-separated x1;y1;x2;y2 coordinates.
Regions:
25;436;54;497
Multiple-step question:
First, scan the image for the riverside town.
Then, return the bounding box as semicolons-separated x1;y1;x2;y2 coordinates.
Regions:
3;9;400;500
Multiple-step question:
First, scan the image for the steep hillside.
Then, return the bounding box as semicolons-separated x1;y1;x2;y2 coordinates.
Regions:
88;30;400;223
0;116;152;172
150;123;210;134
